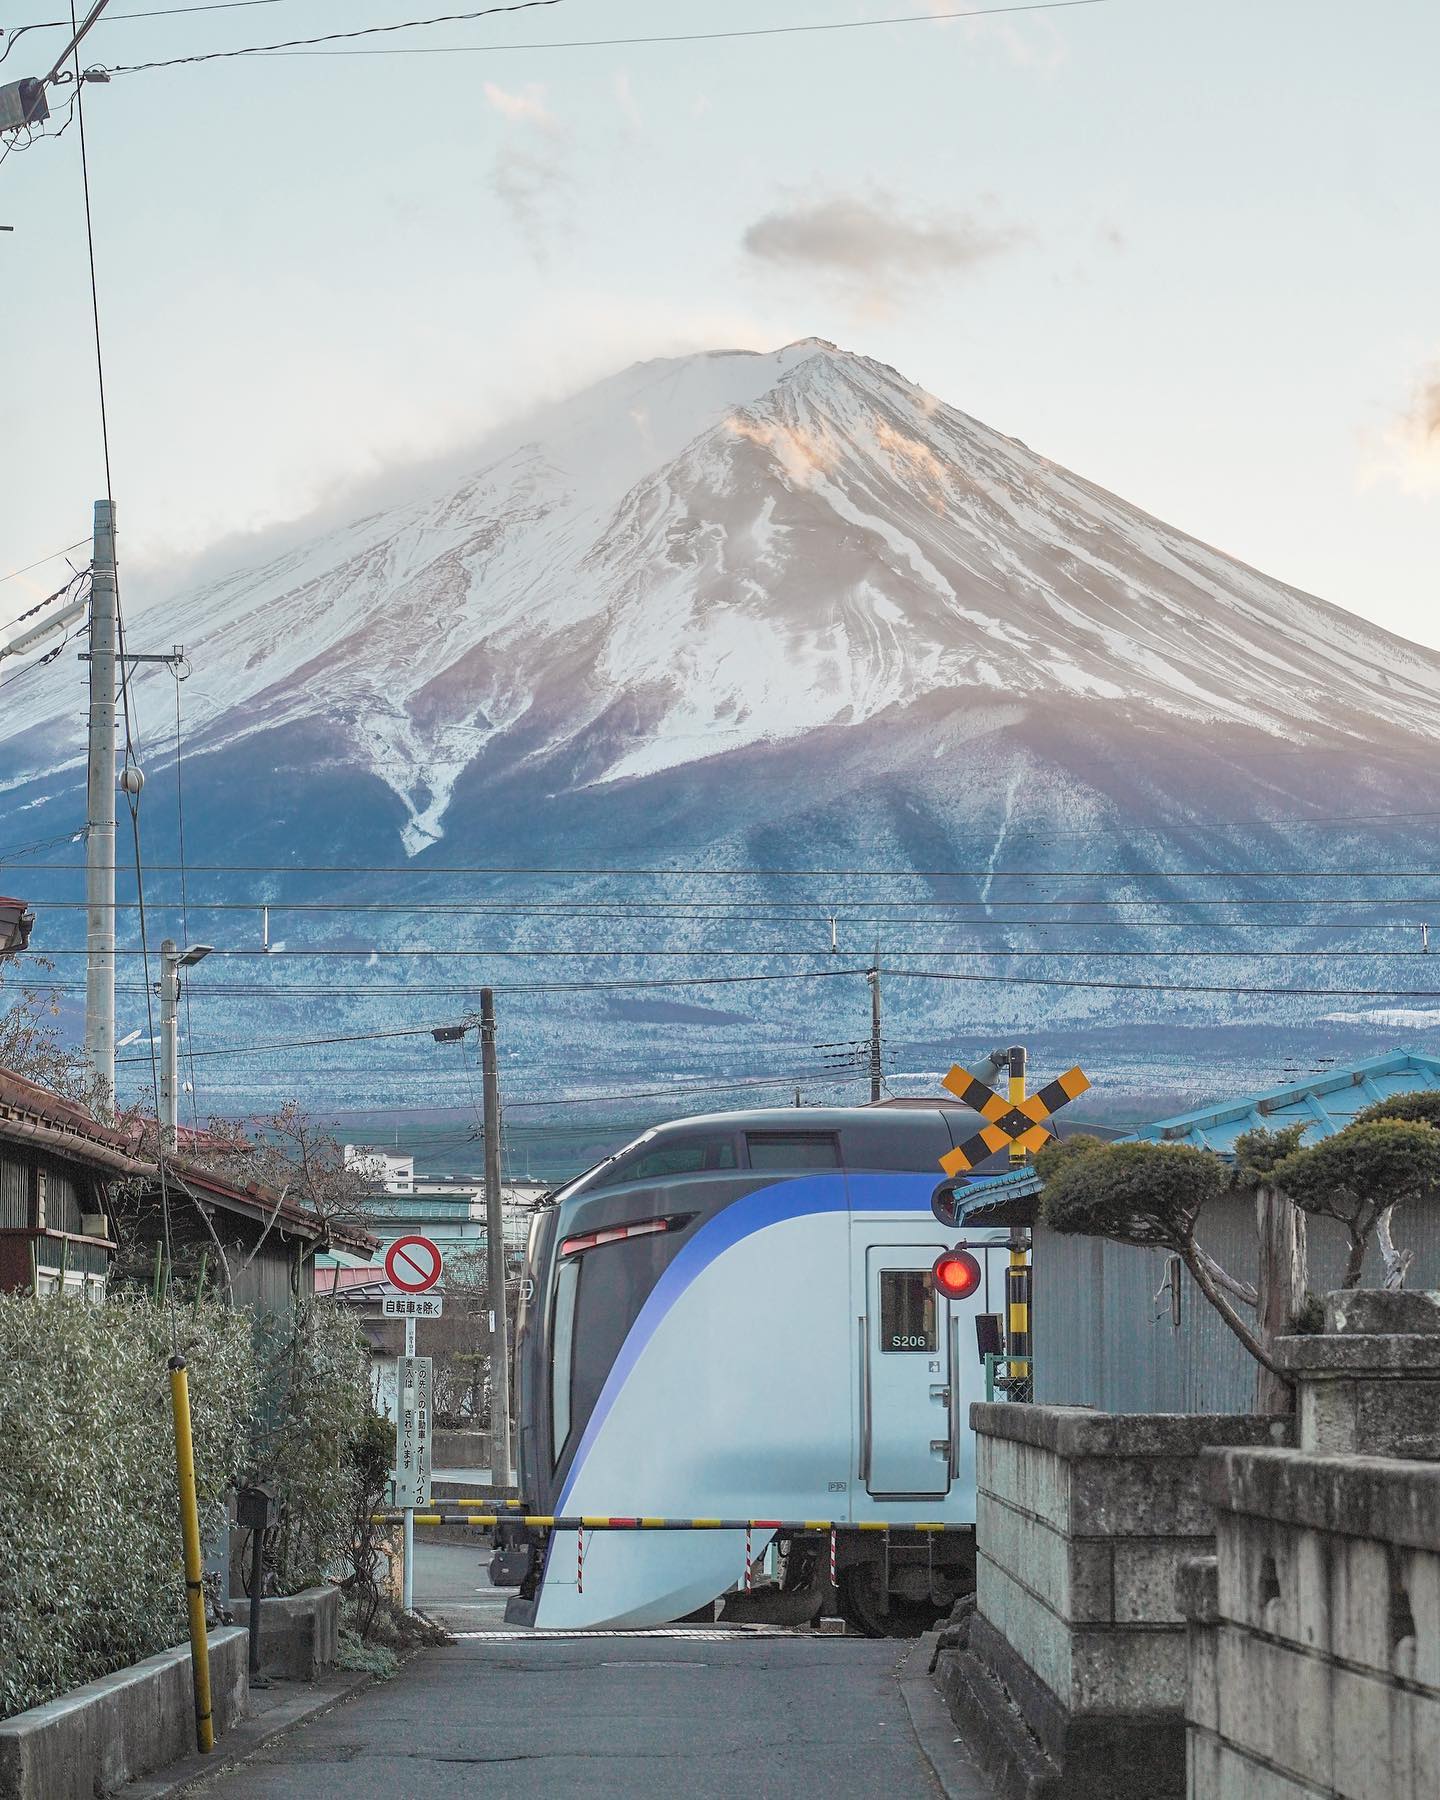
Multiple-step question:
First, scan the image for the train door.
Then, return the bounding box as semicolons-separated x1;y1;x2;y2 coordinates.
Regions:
858;1244;955;1498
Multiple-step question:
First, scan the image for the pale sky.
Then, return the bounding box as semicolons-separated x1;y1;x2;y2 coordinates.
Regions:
2;0;1437;646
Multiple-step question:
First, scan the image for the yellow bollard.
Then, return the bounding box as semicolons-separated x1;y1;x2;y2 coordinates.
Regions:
168;1357;214;1754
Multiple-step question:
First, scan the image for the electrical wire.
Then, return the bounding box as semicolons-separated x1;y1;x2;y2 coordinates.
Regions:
0;562;89;641
11;859;1440;879
101;0;1115;73
0;538;89;587
102;0;570;69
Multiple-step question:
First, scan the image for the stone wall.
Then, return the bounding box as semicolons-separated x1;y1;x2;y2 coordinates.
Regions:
936;1404;1287;1800
1184;1447;1440;1798
1180;1291;1440;1799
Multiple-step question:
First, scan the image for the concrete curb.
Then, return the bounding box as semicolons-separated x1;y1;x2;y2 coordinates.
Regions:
119;1668;375;1798
897;1634;997;1800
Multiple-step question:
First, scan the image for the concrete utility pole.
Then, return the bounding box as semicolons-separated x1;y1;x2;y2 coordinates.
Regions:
84;498;117;1116
480;987;513;1484
158;940;211;1151
868;966;883;1103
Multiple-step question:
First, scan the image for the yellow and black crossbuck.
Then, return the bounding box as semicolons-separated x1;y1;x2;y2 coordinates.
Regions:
938;1065;1091;1176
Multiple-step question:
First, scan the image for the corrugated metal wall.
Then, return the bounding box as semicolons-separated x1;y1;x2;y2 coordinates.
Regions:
1033;1197;1440;1415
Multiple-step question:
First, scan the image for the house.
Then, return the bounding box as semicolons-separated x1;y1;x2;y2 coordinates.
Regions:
0;896;33;959
0;1067;129;1299
1029;1049;1440;1416
130;1157;379;1313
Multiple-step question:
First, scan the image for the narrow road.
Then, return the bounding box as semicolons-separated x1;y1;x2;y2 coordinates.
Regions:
201;1545;953;1799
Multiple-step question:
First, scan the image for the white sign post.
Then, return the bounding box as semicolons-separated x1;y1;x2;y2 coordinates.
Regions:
384;1236;442;1611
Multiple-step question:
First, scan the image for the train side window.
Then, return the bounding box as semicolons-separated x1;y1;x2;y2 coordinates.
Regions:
551;1257;581;1464
746;1132;841;1170
879;1270;936;1353
592;1136;738;1187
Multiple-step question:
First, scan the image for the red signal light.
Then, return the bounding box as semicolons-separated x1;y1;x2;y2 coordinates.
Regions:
932;1248;982;1301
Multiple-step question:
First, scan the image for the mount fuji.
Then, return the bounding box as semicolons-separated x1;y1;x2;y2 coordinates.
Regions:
4;339;1439;1119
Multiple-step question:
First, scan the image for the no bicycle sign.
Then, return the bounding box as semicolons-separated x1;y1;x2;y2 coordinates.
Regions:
384;1233;443;1294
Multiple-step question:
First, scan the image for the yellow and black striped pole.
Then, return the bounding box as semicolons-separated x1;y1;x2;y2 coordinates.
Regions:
1006;1045;1027;1166
1006;1234;1031;1385
168;1357;214;1754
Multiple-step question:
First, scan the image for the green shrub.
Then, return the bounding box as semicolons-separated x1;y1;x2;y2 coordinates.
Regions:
251;1301;372;1594
0;1295;255;1720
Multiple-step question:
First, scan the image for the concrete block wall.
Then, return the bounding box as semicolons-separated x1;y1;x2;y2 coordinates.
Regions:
941;1404;1288;1800
230;1585;341;1682
0;1628;247;1800
974;1406;1287;1715
1184;1447;1440;1799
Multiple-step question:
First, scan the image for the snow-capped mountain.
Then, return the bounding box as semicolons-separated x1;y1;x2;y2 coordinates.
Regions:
4;339;1438;1115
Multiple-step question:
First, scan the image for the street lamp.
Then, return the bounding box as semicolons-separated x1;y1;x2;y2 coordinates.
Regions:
159;941;212;1151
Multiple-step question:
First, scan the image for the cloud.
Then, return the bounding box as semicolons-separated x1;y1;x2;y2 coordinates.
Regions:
482;80;573;262
489;144;575;265
613;69;643;131
741;192;1023;316
1363;363;1440;497
483;81;557;131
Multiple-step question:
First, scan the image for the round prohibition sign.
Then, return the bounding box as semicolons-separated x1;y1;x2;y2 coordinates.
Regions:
384;1234;443;1294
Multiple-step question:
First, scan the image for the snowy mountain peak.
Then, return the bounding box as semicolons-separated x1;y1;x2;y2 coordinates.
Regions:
5;339;1440;860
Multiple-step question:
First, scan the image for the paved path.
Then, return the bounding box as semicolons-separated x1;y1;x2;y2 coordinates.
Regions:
200;1631;945;1799
192;1542;992;1800
410;1538;510;1632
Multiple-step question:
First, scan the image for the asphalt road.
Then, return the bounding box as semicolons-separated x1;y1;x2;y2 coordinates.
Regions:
202;1544;952;1800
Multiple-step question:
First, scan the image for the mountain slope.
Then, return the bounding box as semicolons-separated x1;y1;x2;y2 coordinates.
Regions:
3;339;1438;1114
5;338;1439;852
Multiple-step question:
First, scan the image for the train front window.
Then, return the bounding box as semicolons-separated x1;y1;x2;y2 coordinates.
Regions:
879;1270;936;1353
746;1132;841;1170
550;1257;581;1464
591;1136;737;1187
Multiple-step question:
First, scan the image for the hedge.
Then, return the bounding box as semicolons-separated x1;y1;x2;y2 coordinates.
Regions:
0;1293;373;1720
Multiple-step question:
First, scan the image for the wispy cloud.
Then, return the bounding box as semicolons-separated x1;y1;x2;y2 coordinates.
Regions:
1363;362;1440;497
613;69;643;131
483;80;572;264
489;146;575;266
483;81;557;131
742;191;1023;316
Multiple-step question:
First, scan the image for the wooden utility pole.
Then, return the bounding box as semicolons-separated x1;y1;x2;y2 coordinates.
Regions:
868;967;882;1103
480;988;513;1484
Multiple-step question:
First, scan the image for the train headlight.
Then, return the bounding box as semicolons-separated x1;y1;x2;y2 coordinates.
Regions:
931;1248;982;1301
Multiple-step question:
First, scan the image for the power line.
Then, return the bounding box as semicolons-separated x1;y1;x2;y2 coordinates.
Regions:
0;538;89;587
103;0;1115;73
43;0;113;85
102;0;571;69
13;860;1440;881
876;966;1440;1000
0;563;91;636
25;942;1440;961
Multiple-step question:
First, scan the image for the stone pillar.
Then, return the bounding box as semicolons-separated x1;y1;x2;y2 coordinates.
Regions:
1274;1290;1440;1460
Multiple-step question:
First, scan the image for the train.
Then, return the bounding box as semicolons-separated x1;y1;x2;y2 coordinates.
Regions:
499;1103;1024;1636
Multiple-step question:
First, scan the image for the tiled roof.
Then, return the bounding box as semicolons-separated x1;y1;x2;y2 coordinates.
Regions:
1130;1049;1440;1155
0;1066;153;1176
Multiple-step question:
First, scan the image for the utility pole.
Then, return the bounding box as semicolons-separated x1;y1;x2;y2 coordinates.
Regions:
480;988;513;1485
867;965;882;1103
158;939;211;1151
84;498;117;1116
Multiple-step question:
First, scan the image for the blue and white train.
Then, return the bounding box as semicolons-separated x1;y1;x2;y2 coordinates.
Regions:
502;1104;1020;1636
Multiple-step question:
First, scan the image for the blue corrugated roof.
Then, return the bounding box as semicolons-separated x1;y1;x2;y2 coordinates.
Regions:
1130;1048;1440;1156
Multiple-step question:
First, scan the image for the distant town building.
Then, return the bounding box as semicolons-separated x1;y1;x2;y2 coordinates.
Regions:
343;1143;415;1193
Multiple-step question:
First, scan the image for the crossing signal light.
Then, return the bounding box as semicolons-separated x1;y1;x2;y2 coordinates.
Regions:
932;1248;982;1301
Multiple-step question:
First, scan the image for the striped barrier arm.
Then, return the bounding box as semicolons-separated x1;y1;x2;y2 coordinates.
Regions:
377;1513;969;1531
